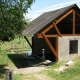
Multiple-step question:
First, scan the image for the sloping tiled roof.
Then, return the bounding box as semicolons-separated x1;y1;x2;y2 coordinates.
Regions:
22;4;79;36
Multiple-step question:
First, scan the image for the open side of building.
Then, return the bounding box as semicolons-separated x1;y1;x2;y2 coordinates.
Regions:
22;4;80;62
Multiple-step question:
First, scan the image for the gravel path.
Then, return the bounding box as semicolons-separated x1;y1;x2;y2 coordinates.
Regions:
13;66;46;74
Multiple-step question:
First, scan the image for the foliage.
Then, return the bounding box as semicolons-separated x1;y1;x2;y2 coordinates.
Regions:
0;0;35;41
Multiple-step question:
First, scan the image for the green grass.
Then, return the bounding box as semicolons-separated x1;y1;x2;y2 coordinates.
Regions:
0;37;32;80
0;50;80;80
0;37;80;80
0;51;16;68
38;57;80;80
0;36;31;51
14;74;39;80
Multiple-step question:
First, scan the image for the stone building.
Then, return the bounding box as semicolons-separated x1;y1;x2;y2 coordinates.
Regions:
22;4;80;62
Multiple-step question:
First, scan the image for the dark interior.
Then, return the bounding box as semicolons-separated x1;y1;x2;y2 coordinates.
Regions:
57;13;80;34
69;40;78;54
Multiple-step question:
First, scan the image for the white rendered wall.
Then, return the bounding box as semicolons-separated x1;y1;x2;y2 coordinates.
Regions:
58;36;80;61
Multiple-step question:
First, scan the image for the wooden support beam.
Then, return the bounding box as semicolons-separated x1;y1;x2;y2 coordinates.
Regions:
56;9;73;24
61;34;80;36
53;22;62;37
61;34;75;36
24;36;32;49
56;37;58;61
38;34;58;38
73;34;80;36
41;33;58;60
41;24;54;34
73;10;75;35
37;24;54;38
38;33;43;38
45;35;58;37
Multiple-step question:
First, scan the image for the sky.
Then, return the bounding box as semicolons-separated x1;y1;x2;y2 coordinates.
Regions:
25;0;80;21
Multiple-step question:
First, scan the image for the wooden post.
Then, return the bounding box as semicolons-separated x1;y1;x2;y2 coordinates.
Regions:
56;37;58;61
73;10;75;35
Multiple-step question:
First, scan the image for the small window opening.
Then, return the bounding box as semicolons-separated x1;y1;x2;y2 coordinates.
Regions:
69;40;78;54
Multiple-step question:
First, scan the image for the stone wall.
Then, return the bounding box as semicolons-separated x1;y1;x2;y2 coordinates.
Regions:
58;36;80;61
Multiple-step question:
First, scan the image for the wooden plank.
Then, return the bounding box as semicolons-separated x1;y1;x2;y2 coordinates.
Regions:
41;33;58;58
56;9;73;24
73;10;75;35
53;22;62;36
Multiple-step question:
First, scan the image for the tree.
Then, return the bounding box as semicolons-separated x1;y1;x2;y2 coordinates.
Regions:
0;0;35;41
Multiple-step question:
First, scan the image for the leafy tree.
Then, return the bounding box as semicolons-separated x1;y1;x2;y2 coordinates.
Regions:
0;0;35;41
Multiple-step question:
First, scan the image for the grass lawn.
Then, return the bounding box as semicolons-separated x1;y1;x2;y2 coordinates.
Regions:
0;37;80;80
38;57;80;80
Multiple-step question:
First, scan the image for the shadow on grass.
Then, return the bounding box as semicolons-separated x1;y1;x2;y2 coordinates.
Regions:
0;64;7;79
8;54;49;69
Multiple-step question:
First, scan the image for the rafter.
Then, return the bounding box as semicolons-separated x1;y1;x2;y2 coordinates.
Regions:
37;33;43;38
55;9;73;24
37;24;54;38
42;24;53;34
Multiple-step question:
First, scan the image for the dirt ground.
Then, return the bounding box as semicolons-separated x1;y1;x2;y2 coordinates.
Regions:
13;66;46;74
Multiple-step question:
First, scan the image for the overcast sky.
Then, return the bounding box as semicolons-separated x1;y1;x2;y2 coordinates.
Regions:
24;0;80;21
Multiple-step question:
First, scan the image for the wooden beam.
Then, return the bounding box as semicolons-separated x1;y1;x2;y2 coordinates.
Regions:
73;10;75;35
45;35;58;37
41;33;58;59
42;24;54;34
38;34;58;38
38;33;43;38
73;34;80;36
24;36;32;49
37;24;54;38
53;22;62;37
56;37;58;61
56;9;73;24
61;34;75;36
